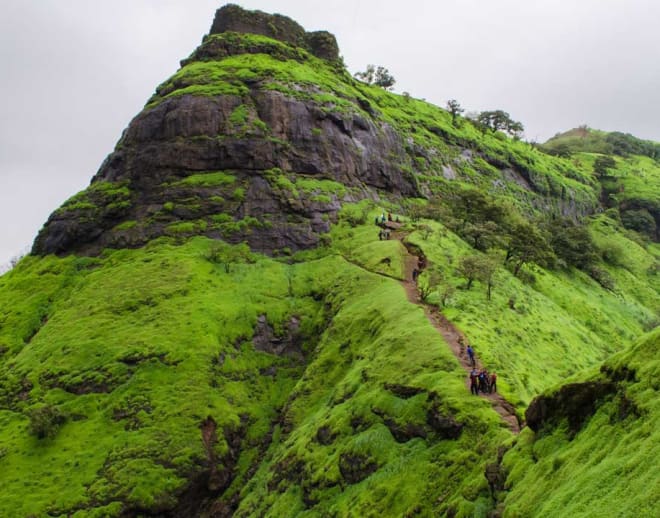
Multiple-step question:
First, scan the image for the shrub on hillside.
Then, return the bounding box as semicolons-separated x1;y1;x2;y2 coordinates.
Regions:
621;209;656;239
340;203;370;226
28;405;66;439
599;243;625;266
588;266;615;291
547;219;597;270
204;241;255;273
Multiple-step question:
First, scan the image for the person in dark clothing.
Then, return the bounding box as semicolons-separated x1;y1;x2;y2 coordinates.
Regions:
489;372;497;393
412;268;419;282
479;369;489;393
469;369;479;395
466;345;475;367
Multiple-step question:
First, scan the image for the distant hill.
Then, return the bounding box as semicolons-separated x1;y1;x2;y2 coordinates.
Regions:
539;127;660;242
542;126;660;160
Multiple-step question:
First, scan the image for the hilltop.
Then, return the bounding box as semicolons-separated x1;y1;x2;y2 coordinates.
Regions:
1;4;659;517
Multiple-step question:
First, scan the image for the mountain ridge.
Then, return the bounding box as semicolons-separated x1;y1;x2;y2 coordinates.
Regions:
32;5;603;259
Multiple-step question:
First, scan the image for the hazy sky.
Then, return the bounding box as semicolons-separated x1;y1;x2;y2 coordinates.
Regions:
2;0;660;268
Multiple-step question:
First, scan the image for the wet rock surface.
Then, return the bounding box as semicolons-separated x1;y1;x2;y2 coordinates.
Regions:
525;380;616;435
33;84;418;257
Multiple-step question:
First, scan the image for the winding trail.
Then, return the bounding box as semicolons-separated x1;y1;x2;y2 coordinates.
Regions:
396;233;522;434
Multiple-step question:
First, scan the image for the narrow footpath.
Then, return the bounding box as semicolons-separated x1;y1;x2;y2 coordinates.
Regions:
397;235;522;433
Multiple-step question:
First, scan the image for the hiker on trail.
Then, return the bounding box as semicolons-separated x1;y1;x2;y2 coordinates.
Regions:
378;229;384;241
479;369;489;393
395;216;400;223
489;372;497;393
385;229;391;240
388;212;393;221
412;268;419;282
466;345;475;367
469;369;479;395
380;213;386;223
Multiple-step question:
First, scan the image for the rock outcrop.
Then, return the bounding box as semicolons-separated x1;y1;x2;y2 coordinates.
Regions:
525;380;616;435
210;4;339;61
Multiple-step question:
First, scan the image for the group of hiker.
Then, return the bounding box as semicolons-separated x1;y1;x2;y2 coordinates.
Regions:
466;344;497;395
375;212;403;241
375;212;400;225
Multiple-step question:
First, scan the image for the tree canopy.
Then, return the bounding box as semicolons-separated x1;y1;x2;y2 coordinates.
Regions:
475;110;524;138
354;64;396;90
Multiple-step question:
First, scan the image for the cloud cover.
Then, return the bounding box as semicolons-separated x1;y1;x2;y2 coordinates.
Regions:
2;0;659;266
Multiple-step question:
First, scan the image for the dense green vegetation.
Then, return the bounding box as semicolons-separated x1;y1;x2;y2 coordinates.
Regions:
0;231;507;517
543;126;660;160
502;327;660;517
540;127;660;241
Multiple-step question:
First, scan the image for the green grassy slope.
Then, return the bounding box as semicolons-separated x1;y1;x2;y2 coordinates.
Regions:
0;229;512;517
1;208;659;516
541;127;660;241
339;209;658;410
501;327;660;517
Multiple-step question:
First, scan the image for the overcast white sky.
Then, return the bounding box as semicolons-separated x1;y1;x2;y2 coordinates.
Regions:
2;0;660;268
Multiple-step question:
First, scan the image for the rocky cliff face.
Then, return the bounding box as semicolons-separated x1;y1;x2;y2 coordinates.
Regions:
32;5;418;256
32;4;598;257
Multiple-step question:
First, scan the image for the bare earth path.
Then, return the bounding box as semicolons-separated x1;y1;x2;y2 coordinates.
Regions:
397;235;522;434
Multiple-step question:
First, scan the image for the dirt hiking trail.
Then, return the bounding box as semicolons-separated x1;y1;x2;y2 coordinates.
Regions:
397;234;522;433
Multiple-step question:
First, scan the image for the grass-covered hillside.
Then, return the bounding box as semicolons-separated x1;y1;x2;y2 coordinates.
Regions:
1;223;510;517
3;4;660;517
2;199;659;516
502;327;660;517
542;127;660;241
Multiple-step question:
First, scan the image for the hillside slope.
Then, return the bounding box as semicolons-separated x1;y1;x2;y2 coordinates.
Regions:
542;127;660;241
502;327;660;517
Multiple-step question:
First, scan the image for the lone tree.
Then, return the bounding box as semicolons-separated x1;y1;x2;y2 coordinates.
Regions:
505;223;555;276
477;110;524;138
457;255;481;290
446;99;464;126
354;64;396;90
205;242;255;273
457;255;498;299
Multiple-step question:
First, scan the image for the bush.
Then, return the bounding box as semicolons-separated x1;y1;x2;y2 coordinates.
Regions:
204;241;254;273
28;405;65;439
588;266;615;290
340;204;369;226
600;243;624;266
621;209;656;238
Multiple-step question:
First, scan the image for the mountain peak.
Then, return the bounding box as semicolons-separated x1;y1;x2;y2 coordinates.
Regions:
209;4;339;61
